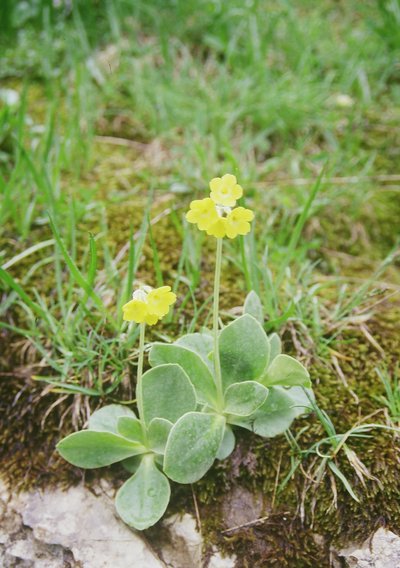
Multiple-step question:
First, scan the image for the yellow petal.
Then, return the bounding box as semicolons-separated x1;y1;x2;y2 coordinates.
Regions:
221;173;237;186
225;206;254;239
209;177;222;192
209;174;242;207
228;206;254;222
122;299;148;323
144;312;159;325
206;217;227;238
147;286;177;317
232;184;243;200
186;198;219;230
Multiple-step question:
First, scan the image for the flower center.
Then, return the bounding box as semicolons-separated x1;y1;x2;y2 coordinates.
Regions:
132;288;149;302
216;205;232;217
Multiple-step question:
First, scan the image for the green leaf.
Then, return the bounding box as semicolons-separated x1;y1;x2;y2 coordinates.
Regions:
252;388;299;437
262;355;311;388
122;455;142;474
88;404;136;434
0;268;48;321
232;387;313;438
175;333;213;369
116;455;171;530
219;314;270;389
244;290;264;325
48;215;105;314
224;381;269;417
117;416;144;443
140;364;197;425
147;418;173;454
149;344;217;405
164;412;225;483
57;431;146;468
216;425;235;460
268;333;282;362
285;386;315;414
328;461;360;503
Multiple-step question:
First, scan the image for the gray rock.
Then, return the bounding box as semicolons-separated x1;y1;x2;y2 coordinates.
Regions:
162;513;203;567
221;486;264;529
160;513;236;568
338;528;400;568
208;548;237;568
0;479;164;568
21;485;164;568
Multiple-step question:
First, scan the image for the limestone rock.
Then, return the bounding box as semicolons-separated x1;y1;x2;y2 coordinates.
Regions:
162;513;203;567
338;528;400;568
221;486;264;529
21;485;164;568
161;513;236;568
0;480;164;568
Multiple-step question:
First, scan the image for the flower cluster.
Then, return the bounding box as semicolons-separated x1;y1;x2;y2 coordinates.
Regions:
122;285;176;325
186;174;254;238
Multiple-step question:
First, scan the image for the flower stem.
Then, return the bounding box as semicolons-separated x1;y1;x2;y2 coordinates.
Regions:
136;322;146;425
213;237;224;411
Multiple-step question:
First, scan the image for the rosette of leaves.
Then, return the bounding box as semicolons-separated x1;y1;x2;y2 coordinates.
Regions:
57;363;197;530
149;291;313;485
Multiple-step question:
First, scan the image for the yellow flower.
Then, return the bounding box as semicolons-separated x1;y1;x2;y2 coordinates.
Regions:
209;174;243;207
186;198;219;230
147;286;177;317
122;286;176;325
122;299;149;323
206;217;227;238
225;207;254;239
185;184;254;239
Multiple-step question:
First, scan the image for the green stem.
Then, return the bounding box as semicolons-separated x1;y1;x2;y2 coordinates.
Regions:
136;322;146;426
213;237;224;411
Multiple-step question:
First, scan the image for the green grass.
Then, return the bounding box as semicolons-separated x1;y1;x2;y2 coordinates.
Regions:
374;365;400;423
1;0;399;388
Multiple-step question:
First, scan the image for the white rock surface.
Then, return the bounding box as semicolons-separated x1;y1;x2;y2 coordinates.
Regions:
161;513;236;568
338;528;400;568
162;513;202;566
0;480;164;568
208;548;237;568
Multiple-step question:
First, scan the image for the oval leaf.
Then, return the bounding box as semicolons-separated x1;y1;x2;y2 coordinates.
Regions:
57;431;145;468
263;354;311;388
88;404;136;434
164;412;225;484
251;387;300;437
268;333;282;362
216;425;235;460
117;416;144;443
244;290;264;325
233;387;313;438
219;314;270;389
140;364;196;425
224;381;269;417
116;455;171;530
175;333;213;369
149;344;217;405
147;418;173;454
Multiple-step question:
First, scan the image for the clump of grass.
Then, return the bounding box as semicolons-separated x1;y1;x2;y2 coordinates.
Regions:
374;365;400;424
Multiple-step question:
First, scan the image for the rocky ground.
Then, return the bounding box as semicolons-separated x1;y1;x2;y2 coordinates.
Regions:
1;480;399;568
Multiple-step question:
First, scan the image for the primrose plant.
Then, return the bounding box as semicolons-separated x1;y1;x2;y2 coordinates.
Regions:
57;174;313;530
